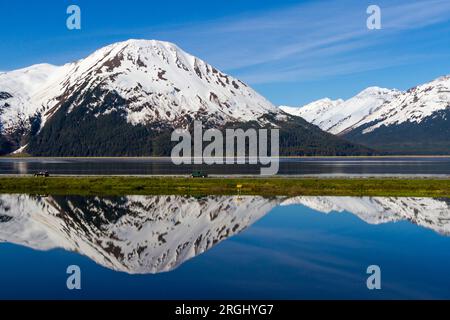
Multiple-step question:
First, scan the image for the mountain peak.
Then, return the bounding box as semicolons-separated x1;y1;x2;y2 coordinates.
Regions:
356;86;398;97
64;39;279;126
108;38;180;49
92;39;185;60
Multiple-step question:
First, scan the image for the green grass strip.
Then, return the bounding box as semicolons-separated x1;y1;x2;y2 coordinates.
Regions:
0;176;449;197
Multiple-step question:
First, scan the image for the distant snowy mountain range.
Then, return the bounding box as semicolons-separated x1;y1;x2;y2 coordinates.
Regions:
0;39;371;156
0;195;449;274
281;87;401;135
281;76;450;154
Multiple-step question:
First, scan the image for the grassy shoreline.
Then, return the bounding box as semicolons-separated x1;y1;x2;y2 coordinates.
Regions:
0;176;449;197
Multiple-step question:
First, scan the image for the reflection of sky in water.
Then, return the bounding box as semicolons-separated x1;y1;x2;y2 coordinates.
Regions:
0;195;450;299
231;206;448;299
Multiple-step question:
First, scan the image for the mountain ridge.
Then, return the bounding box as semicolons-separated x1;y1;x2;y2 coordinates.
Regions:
281;75;450;154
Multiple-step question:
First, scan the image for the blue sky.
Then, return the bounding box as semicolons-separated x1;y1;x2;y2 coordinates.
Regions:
0;0;449;105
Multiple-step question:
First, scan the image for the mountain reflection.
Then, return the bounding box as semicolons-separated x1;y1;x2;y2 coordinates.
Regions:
0;195;276;274
282;196;450;235
0;195;449;274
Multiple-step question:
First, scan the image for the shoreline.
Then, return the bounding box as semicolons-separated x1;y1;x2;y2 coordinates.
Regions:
0;176;449;197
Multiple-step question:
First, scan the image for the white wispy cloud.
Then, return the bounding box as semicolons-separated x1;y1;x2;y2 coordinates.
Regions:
21;0;450;86
139;0;450;83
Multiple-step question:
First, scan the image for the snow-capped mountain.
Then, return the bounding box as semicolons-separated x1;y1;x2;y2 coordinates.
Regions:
0;40;278;132
281;76;450;154
356;76;450;134
280;87;401;135
0;39;371;156
0;194;275;274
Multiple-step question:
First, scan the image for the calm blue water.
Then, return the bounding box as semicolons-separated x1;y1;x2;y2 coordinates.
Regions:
1;157;450;176
0;195;450;299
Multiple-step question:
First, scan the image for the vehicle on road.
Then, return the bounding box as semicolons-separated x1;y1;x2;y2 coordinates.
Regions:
34;171;50;177
191;171;208;178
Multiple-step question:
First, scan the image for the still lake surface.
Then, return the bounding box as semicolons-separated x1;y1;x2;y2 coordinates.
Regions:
1;194;450;299
1;157;450;176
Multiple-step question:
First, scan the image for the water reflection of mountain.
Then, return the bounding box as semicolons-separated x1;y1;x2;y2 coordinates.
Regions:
282;197;450;235
0;195;276;274
0;195;449;274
